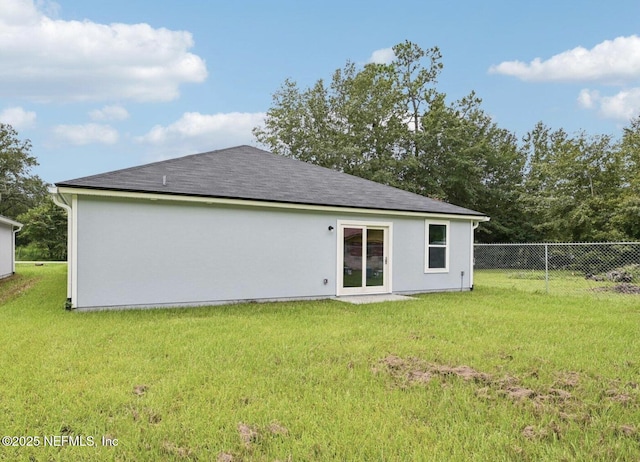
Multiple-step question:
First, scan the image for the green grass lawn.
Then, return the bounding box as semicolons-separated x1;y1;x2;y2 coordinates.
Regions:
1;264;639;461
475;269;616;295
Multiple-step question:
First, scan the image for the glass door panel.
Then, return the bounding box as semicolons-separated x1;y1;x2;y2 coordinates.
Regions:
366;229;384;287
343;227;363;288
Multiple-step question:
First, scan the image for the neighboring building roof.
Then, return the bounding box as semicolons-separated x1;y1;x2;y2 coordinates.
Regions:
0;215;22;228
56;145;486;217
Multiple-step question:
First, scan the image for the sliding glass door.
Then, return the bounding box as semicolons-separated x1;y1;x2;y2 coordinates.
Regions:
338;221;391;295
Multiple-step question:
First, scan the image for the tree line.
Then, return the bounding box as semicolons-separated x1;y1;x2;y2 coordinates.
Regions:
0;123;67;260
254;41;640;243
0;41;638;260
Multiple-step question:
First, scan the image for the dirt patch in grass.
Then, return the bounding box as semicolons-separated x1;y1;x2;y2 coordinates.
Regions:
407;370;433;383
268;421;289;436
376;356;577;403
228;421;291;456
500;386;573;412
237;422;260;448
548;388;572;400
605;390;634;405
504;386;536;400
436;365;492;382
375;354;640;444
0;274;40;305
522;425;540;439
554;371;581;388
217;452;235;462
376;355;492;386
602;379;639;406
376;355;577;416
379;354;409;370
521;423;561;441
148;410;162;424
133;384;148;396
618;425;637;437
161;440;195;459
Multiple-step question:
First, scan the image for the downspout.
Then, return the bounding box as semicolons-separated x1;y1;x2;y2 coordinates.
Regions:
50;187;74;310
470;219;488;290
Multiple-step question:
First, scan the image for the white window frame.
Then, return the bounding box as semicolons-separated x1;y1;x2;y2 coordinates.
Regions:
424;220;449;273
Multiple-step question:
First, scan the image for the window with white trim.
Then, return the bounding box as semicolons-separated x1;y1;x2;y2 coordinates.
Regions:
425;220;449;272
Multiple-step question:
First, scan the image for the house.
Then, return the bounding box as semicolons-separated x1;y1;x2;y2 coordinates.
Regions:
50;145;489;310
0;215;23;280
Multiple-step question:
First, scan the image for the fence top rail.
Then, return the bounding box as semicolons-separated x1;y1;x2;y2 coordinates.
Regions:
475;242;640;247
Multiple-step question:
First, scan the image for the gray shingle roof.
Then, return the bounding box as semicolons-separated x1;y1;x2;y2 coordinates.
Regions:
56;145;486;217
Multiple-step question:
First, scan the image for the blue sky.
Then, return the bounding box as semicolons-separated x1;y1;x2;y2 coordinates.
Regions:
1;0;639;184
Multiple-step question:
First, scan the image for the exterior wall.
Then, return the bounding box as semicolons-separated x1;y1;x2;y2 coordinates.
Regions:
75;197;338;308
0;222;15;279
391;217;473;293
74;196;477;309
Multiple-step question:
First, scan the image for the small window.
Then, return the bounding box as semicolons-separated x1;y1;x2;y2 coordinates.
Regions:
425;221;449;272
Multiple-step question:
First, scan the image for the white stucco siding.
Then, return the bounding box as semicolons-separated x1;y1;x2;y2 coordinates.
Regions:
0;223;14;279
75;197;339;308
391;217;473;293
73;196;478;308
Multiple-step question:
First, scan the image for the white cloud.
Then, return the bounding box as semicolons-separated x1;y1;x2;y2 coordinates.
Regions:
136;112;265;155
489;35;640;84
491;35;640;123
53;123;119;145
0;106;36;129
578;88;640;121
577;89;598;109
0;0;207;102
368;47;395;65
89;105;130;121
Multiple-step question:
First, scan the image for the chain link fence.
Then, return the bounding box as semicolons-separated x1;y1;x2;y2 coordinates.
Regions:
474;242;640;296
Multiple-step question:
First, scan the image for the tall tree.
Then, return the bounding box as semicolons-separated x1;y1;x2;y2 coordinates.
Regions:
0;123;48;218
520;123;625;242
410;92;526;242
612;116;640;239
16;196;68;260
254;61;408;184
392;41;442;157
254;42;526;242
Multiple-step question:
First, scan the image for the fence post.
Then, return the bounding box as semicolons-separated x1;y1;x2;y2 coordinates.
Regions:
544;243;549;294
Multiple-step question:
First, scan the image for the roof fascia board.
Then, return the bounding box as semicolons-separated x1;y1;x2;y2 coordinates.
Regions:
54;186;490;222
0;216;23;229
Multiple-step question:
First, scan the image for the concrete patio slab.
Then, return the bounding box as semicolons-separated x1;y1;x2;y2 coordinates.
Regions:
336;294;416;305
